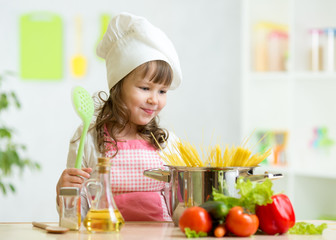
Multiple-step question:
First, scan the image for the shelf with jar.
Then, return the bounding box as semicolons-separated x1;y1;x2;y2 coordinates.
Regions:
252;26;336;74
246;0;336;74
241;0;336;220
242;0;336;164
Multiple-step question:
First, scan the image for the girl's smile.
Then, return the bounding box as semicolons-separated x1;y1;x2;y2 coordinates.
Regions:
142;108;156;115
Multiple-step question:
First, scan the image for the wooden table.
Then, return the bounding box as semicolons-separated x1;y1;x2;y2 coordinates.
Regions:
1;221;336;239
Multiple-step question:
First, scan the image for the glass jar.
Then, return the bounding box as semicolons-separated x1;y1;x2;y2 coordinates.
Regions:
268;30;288;71
309;28;324;71
59;187;81;230
324;28;336;72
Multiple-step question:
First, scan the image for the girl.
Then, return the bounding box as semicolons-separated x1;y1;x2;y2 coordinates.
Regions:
56;12;182;221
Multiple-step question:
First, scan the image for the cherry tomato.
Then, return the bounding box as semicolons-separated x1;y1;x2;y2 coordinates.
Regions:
225;206;259;237
179;206;212;233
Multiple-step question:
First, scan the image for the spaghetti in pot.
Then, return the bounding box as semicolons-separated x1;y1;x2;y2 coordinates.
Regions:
151;133;272;167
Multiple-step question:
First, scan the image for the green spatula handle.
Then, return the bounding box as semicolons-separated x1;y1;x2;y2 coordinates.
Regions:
75;123;89;169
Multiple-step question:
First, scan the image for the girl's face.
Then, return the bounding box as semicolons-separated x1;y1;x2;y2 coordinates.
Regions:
121;64;170;127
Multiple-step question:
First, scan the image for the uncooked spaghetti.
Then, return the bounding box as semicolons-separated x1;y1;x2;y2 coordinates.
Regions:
151;132;272;167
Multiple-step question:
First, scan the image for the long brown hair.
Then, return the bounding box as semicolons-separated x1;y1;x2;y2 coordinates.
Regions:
94;60;173;157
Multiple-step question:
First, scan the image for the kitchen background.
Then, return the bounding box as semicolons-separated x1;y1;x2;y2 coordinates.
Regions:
0;0;335;222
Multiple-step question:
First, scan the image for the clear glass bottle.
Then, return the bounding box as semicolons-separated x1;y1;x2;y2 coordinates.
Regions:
59;187;81;230
268;30;289;71
324;28;336;72
309;28;324;71
83;157;124;232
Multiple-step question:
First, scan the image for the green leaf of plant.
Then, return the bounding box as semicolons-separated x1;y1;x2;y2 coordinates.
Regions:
9;183;15;193
0;128;12;139
1;151;12;175
0;181;7;195
0;93;8;111
0;71;41;195
10;91;21;108
34;162;41;170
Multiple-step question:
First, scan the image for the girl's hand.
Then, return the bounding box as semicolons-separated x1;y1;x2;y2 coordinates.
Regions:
56;168;92;205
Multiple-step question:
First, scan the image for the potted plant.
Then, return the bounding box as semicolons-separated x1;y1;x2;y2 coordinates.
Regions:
0;71;40;195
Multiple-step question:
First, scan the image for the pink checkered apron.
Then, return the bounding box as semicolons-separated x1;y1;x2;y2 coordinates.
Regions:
104;129;171;221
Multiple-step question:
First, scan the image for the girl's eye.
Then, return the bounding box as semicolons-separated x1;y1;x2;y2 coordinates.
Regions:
140;87;149;91
160;90;167;94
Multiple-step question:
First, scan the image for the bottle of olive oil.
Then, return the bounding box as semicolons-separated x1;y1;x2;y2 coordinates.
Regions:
83;158;125;232
84;209;124;232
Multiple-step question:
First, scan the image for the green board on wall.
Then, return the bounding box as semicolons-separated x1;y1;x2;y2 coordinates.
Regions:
20;12;63;80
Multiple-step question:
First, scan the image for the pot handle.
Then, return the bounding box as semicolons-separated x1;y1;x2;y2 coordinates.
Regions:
244;172;283;182
143;168;171;182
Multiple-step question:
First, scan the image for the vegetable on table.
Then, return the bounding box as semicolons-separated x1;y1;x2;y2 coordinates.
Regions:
225;206;259;237
289;222;327;235
179;206;212;234
178;178;299;238
212;178;274;214
184;228;207;238
199;200;229;220
256;193;295;235
213;223;226;238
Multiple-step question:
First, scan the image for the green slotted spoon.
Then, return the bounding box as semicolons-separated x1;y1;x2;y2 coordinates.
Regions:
72;86;94;169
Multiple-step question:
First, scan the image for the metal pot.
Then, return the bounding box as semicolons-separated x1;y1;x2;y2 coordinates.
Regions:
143;166;282;217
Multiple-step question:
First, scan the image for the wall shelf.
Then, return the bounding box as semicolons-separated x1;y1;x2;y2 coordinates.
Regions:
241;0;336;220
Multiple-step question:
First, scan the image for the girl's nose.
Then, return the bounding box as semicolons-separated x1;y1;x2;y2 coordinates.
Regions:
147;93;158;105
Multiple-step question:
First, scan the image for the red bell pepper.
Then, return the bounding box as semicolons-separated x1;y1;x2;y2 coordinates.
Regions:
256;193;295;235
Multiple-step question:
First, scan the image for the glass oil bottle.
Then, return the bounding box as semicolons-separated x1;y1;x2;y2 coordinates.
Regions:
83;157;124;232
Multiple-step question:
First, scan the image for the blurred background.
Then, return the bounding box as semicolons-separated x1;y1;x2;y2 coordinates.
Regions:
1;0;336;222
0;0;241;222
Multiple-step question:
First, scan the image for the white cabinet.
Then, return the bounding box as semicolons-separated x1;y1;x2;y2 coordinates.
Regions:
241;0;336;220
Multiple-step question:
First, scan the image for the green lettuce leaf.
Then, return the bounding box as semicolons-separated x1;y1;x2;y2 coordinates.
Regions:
184;228;207;238
289;222;327;235
212;178;274;213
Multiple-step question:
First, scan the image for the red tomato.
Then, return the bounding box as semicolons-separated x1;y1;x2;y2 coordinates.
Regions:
225;206;259;237
179;206;212;233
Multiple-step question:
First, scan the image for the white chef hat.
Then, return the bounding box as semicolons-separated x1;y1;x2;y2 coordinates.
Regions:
96;12;182;90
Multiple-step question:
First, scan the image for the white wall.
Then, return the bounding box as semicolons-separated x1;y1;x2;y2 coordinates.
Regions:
0;0;241;221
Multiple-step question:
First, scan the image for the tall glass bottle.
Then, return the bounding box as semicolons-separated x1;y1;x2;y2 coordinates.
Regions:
83;157;124;232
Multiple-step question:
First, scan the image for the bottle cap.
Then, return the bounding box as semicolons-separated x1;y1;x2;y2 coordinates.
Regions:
98;157;110;164
97;157;111;173
60;187;80;196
